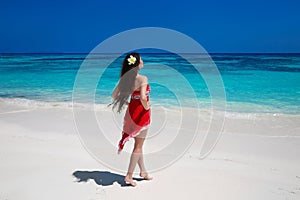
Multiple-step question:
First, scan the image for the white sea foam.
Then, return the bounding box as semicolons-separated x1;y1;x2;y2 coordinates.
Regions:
0;97;119;111
0;97;299;120
0;97;74;109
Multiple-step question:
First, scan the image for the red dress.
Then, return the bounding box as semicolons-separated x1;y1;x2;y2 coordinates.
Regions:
118;84;151;154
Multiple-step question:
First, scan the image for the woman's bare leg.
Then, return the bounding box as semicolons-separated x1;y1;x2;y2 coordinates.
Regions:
137;130;153;180
124;129;152;186
124;130;146;186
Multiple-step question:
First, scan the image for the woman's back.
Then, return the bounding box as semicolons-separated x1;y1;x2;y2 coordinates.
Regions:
133;74;148;92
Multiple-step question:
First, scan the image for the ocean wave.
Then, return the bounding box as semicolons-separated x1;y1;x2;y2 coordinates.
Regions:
0;97;114;110
0;97;74;109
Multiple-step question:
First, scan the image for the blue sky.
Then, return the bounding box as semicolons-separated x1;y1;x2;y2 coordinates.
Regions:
0;0;299;53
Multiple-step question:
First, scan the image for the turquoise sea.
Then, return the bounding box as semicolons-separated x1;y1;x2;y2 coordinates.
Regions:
0;53;299;114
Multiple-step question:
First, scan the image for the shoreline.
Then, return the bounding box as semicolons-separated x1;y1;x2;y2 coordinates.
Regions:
1;96;300;115
0;102;299;199
1;96;300;139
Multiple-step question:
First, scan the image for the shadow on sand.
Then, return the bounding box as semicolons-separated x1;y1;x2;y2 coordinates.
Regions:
72;170;144;187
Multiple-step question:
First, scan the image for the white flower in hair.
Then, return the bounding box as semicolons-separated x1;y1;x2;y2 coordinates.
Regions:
127;55;137;65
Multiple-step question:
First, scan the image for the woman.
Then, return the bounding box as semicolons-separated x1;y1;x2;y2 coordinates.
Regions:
111;52;153;187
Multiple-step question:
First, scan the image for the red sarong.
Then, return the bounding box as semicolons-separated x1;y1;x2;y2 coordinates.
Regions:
117;84;151;154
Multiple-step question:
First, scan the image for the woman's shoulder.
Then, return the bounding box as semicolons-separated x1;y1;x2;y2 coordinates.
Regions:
136;75;148;83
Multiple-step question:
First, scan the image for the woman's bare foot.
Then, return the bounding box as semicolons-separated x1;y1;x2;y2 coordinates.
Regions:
124;176;137;187
139;172;153;180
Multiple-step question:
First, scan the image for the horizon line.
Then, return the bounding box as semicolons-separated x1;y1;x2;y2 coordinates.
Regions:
1;52;300;54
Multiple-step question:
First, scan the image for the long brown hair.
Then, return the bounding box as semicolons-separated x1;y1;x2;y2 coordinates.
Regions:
111;52;141;113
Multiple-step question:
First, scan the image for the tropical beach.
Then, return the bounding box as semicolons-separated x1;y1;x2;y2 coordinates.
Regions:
1;0;300;199
1;53;300;199
1;98;300;199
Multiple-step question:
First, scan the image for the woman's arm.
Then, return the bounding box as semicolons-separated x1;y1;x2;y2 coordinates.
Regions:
139;76;150;110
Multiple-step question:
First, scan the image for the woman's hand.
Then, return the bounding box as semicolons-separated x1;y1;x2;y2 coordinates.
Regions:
144;102;150;110
140;96;150;110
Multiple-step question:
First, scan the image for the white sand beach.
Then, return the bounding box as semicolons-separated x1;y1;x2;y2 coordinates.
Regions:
1;100;300;200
